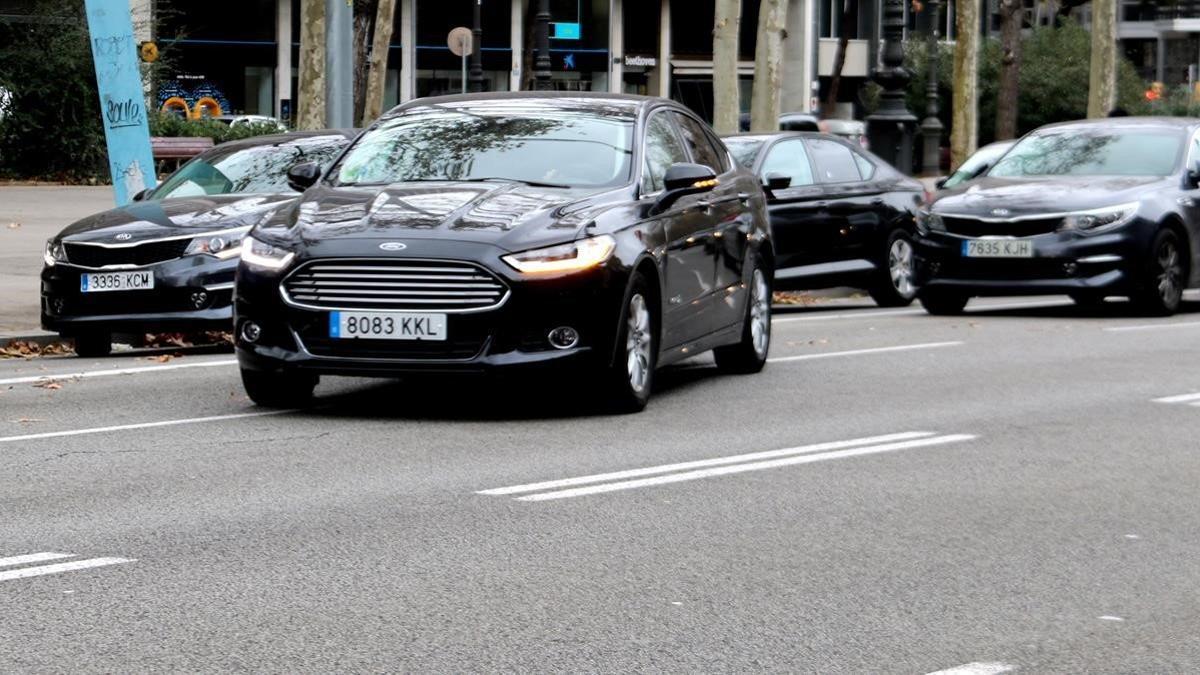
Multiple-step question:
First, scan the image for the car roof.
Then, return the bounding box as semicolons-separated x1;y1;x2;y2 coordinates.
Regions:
383;91;663;120
217;129;359;151
1036;116;1200;132
721;130;840;142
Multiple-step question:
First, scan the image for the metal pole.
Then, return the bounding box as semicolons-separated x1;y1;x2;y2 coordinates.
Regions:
921;0;944;176
866;0;917;174
535;0;552;90
469;0;485;92
325;0;353;128
462;51;468;93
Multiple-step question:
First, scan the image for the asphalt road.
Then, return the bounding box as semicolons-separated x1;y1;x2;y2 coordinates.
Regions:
3;295;1200;672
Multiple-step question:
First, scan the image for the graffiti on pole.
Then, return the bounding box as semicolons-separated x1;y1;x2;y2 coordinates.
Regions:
83;0;158;206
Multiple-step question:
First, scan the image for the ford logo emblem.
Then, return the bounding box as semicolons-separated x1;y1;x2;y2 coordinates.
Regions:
114;233;132;241
991;208;1011;217
378;242;407;251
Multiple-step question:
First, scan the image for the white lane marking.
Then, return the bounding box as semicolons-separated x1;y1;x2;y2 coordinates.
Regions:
1153;392;1200;404
0;557;135;582
767;341;963;363
1099;615;1126;622
773;299;1070;323
925;663;1016;675
512;434;976;501
479;431;936;496
1105;320;1200;333
0;552;75;568
0;358;237;386
0;410;290;444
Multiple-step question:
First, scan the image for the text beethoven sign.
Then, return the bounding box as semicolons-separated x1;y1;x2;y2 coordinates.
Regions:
84;0;157;206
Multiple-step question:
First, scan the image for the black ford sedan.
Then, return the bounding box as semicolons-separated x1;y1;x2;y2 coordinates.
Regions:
235;93;773;412
914;117;1200;315
723;131;926;306
41;130;356;356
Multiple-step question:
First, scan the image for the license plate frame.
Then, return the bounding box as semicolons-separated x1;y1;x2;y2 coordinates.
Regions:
961;239;1034;259
329;311;448;341
79;270;155;293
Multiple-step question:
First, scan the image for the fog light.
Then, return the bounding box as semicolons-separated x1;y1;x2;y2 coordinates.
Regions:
1063;262;1078;276
49;296;65;315
190;291;210;309
547;326;579;350
240;321;262;343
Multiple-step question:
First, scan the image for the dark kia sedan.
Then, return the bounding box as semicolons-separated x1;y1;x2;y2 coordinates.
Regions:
235;93;772;412
723;132;926;306
42;130;355;356
915;117;1200;315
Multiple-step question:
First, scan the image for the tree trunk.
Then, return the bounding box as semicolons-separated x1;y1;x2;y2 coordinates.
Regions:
712;0;741;134
352;0;376;126
750;0;788;132
297;0;327;130
1087;0;1117;118
994;0;1022;139
823;9;853;118
362;0;396;125
950;0;980;171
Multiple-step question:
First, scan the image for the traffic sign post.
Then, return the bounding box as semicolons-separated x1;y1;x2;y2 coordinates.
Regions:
448;27;474;94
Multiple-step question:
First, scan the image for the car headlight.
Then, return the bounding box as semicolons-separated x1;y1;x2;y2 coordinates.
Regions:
916;211;945;235
185;227;251;259
1060;202;1138;233
43;239;66;267
502;235;616;275
240;234;295;271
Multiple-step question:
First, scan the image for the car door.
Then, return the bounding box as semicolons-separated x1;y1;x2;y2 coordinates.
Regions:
805;136;887;264
1178;128;1200;278
756;137;828;275
641;110;721;349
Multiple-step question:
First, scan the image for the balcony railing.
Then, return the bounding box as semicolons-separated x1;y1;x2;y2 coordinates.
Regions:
1157;1;1200;20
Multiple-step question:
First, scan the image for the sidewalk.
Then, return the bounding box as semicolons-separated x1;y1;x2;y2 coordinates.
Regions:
0;185;114;335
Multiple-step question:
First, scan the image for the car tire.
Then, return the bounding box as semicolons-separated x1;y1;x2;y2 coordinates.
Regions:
1132;228;1185;316
919;289;969;315
601;272;657;414
714;262;771;374
73;332;111;358
868;229;918;308
240;368;318;408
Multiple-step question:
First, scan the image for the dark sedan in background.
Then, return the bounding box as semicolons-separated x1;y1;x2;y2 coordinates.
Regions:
724;131;926;306
235;93;773;412
41;130;356;356
915;117;1200;315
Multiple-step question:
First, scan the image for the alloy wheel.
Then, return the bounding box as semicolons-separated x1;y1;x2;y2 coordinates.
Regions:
626;293;652;394
750;268;770;357
889;237;915;298
1157;238;1183;305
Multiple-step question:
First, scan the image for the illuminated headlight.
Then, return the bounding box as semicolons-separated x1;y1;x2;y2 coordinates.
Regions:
185;227;251;259
502;235;616;275
240;234;295;271
1060;202;1139;233
43;239;66;267
916;211;945;235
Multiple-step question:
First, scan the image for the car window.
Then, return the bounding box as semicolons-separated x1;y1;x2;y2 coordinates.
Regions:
853;152;876;181
724;138;766;168
759;139;815;188
641;112;690;194
990;128;1183;177
154;135;349;199
673;112;725;173
806;138;863;183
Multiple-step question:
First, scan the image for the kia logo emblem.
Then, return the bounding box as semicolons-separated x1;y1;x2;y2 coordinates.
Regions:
114;233;132;241
991;208;1011;217
379;242;407;251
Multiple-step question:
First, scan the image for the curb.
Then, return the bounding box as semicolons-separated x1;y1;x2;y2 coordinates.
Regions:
0;331;63;347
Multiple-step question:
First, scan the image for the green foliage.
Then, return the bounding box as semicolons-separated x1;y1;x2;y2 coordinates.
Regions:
0;1;108;182
147;113;283;144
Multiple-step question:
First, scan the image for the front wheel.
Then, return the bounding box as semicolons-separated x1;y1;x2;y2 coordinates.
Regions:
714;264;771;374
919;289;969;316
599;273;657;414
241;368;318;408
1132;229;1185;316
869;230;918;307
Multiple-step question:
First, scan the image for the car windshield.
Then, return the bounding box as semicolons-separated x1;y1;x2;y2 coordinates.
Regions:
724;138;766;168
989;128;1183;178
943;142;1014;189
332;102;635;188
154;137;346;199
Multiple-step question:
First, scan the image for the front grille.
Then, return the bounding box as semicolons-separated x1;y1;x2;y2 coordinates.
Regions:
943;216;1061;238
65;239;191;268
283;259;508;312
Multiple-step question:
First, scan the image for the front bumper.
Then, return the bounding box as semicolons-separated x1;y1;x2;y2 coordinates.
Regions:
912;226;1148;296
235;249;630;378
41;256;236;335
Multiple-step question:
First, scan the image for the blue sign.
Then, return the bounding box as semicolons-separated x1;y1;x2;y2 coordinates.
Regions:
551;22;581;40
563;53;576;70
84;0;157;206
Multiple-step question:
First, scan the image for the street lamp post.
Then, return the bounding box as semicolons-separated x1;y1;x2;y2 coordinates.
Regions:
921;0;944;175
866;0;918;174
534;0;553;90
469;0;484;92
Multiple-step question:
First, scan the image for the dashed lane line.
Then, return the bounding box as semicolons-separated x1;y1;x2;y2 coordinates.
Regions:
0;410;291;445
0;358;238;386
767;341;963;363
925;663;1016;675
0;555;135;582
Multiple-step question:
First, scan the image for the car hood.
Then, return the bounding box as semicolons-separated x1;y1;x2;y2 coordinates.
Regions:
263;181;614;252
57;193;298;244
932;175;1169;217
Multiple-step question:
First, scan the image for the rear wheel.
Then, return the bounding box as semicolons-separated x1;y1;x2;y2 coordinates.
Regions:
72;331;111;358
240;368;317;408
1132;229;1185;316
919;289;969;316
600;273;657;414
869;230;918;307
714;264;771;374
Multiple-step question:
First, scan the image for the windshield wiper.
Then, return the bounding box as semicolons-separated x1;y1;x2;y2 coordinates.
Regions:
462;177;574;189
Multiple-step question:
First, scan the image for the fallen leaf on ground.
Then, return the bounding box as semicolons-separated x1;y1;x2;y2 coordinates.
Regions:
32;380;62;390
15;418;43;424
6;222;20;229
0;340;73;358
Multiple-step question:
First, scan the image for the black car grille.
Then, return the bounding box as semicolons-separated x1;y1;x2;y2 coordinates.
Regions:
943;216;1061;238
283;259;509;312
65;239;191;268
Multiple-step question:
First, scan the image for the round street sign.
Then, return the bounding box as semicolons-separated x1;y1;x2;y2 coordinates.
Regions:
447;27;473;57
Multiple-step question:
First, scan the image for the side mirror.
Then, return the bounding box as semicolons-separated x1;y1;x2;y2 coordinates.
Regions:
1188;160;1200;189
287;162;322;192
969;163;992;180
934;177;948;189
131;188;150;202
650;163;718;215
763;172;791;192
